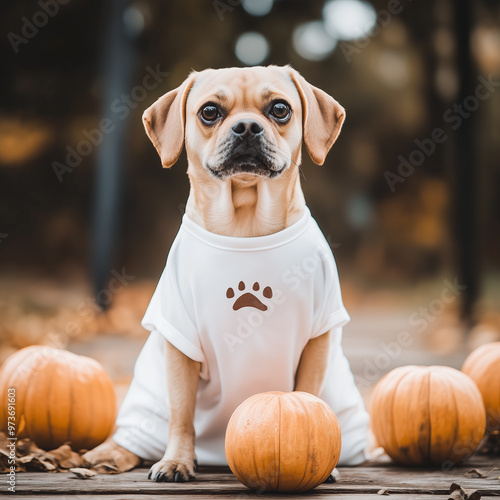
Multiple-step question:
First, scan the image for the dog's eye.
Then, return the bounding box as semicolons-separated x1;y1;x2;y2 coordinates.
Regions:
269;102;291;122
200;104;221;124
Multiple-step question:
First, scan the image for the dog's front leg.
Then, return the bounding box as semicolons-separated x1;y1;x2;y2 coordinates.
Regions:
295;330;339;483
294;330;331;396
148;340;200;482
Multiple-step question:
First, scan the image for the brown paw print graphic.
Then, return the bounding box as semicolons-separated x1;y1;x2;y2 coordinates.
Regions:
226;281;273;311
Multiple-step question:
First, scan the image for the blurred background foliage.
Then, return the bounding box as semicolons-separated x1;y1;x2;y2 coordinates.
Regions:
0;0;499;371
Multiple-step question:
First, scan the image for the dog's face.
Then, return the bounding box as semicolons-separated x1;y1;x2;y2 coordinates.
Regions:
143;66;346;181
184;67;303;181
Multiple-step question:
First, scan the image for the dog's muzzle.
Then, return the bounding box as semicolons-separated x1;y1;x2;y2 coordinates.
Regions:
207;119;288;180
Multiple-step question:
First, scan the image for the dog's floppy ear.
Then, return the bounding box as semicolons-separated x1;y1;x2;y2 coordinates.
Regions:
288;68;345;166
142;72;197;168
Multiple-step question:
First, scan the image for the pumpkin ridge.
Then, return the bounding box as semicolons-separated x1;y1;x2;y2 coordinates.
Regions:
45;362;55;448
444;372;459;461
421;370;431;462
0;346;36;431
390;369;412;462
293;395;315;492
22;371;35;438
66;358;74;445
88;366;109;448
249;418;262;489
371;366;414;459
20;369;36;440
79;363;95;450
4;349;40;433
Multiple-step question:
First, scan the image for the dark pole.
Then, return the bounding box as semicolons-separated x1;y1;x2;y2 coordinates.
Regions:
91;0;137;308
453;0;479;324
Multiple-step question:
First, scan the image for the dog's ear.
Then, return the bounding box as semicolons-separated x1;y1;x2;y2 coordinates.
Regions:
288;68;345;166
142;72;197;168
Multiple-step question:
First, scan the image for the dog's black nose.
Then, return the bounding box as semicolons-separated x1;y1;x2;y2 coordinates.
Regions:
231;120;264;139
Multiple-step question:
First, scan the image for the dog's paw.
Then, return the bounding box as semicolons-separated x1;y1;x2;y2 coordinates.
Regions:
82;439;141;473
324;468;340;483
226;281;273;311
148;457;198;482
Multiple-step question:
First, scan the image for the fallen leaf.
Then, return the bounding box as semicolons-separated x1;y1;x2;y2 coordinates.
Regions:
46;444;83;469
465;468;497;478
0;448;11;472
0;432;8;450
16;438;43;457
377;488;390;495
69;467;97;479
480;429;500;455
18;454;57;472
449;483;481;500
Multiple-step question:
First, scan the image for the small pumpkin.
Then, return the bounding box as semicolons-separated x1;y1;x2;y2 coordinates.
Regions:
370;365;486;465
462;342;500;433
0;345;116;450
225;391;341;493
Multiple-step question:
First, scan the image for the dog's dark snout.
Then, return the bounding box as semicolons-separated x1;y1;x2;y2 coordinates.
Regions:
231;120;264;139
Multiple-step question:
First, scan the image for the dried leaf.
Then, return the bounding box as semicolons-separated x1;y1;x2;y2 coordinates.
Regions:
480;429;500;455
449;483;481;500
0;432;8;450
377;488;390;495
16;438;43;457
69;467;97;479
449;483;466;500
18;454;57;472
465;468;497;478
46;444;83;469
0;448;11;472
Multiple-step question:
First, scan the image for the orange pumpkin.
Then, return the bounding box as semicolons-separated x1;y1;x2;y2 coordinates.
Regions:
0;345;116;450
462;342;500;433
225;391;341;493
370;365;486;465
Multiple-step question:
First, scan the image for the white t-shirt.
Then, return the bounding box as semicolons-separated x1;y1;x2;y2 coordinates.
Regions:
114;208;369;465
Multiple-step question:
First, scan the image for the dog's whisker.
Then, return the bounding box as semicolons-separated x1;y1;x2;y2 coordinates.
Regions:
270;143;307;180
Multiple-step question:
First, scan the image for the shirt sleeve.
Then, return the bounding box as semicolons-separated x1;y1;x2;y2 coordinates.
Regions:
141;257;209;379
311;243;350;338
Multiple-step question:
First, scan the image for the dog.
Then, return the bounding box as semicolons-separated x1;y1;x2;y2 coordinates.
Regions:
83;65;369;482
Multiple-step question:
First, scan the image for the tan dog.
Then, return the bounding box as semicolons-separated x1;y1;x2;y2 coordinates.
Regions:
83;66;367;482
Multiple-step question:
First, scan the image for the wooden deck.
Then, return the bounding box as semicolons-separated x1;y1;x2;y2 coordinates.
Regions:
9;455;500;499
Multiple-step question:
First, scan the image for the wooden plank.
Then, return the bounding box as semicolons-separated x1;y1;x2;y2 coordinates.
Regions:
9;456;500;496
9;496;500;500
15;468;500;492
